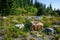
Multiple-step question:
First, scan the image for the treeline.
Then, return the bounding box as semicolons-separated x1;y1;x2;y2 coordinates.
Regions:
0;0;60;16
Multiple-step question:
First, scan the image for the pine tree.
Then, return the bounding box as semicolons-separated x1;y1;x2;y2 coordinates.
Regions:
30;0;33;5
35;0;37;3
0;0;12;16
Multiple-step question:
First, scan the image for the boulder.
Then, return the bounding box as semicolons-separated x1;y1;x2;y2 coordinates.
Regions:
15;24;24;29
30;21;43;31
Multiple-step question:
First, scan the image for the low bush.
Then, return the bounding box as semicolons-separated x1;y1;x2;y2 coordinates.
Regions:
24;19;31;31
30;38;35;40
31;31;37;35
55;34;60;40
23;32;29;38
54;28;60;33
4;26;21;40
21;38;27;40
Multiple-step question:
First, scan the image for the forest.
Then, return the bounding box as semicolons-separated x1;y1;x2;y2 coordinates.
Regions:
0;0;60;16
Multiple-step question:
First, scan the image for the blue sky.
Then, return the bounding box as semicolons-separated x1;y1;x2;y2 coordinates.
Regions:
34;0;60;9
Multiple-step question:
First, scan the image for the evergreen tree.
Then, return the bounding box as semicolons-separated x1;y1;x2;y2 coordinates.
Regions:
55;9;60;16
0;0;12;16
28;0;31;6
0;0;6;16
34;2;46;16
35;0;37;3
47;4;58;16
30;0;33;6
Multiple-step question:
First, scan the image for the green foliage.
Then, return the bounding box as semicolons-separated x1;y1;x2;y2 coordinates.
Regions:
24;19;31;31
0;21;4;26
3;16;26;26
54;28;60;33
46;4;59;16
12;0;32;8
37;6;46;16
10;7;27;15
21;38;27;40
4;26;21;39
43;37;48;40
0;0;12;16
56;17;60;21
0;0;59;16
44;22;51;28
55;34;60;40
51;11;59;16
31;31;37;35
25;6;37;15
42;16;52;28
4;27;12;40
22;32;29;38
0;0;34;16
1;15;60;40
10;6;37;16
0;17;4;26
30;38;35;40
55;9;60;16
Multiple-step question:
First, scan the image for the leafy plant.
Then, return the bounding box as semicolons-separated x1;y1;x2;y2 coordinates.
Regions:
54;28;60;33
4;26;21;40
21;38;27;40
30;38;35;40
23;32;29;38
26;6;37;16
24;19;31;31
10;7;27;15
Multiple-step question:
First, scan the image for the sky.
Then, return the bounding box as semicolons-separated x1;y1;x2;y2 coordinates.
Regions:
34;0;60;10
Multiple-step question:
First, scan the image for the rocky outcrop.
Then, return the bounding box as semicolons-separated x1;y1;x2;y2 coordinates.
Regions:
30;21;43;31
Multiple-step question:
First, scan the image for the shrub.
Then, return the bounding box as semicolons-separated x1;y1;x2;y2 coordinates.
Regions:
30;38;35;40
42;16;52;28
4;35;12;40
3;16;26;26
31;31;37;35
43;37;48;40
44;22;51;28
55;35;60;40
21;38;27;40
4;26;21;39
23;32;29;38
26;6;37;16
10;7;27;15
54;28;60;33
4;27;13;40
24;19;31;31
